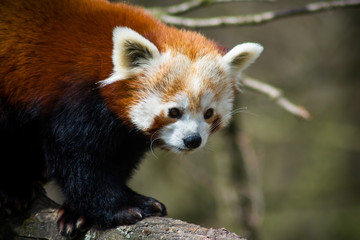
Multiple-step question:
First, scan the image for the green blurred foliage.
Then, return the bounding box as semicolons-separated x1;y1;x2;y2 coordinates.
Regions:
120;1;360;239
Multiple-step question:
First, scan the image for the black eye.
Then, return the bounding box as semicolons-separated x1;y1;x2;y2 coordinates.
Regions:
168;108;182;119
204;108;214;119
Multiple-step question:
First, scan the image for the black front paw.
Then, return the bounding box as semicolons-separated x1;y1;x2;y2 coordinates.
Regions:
57;203;91;238
57;195;167;237
134;195;167;217
111;195;167;225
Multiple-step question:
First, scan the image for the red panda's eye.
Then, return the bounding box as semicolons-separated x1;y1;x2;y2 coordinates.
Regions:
168;108;182;119
204;108;214;119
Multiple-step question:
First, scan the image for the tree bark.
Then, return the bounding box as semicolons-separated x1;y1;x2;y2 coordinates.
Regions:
1;189;245;240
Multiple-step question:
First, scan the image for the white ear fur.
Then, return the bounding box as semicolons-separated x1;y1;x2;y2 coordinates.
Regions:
223;42;263;73
100;27;160;86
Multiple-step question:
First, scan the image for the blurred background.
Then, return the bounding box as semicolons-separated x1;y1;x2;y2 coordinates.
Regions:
46;0;360;239
127;1;360;239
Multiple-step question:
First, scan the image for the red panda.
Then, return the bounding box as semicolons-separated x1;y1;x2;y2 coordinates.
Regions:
0;0;263;237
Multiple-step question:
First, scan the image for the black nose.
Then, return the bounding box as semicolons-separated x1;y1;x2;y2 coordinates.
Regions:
183;134;202;149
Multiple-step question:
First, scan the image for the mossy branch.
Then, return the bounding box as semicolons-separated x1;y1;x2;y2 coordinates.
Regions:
1;188;245;240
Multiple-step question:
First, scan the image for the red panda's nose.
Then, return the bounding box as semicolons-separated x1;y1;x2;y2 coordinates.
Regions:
183;134;202;149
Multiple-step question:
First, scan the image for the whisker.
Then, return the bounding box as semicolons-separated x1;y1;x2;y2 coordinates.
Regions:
203;144;216;153
233;107;262;118
230;106;248;115
208;106;249;133
150;130;161;159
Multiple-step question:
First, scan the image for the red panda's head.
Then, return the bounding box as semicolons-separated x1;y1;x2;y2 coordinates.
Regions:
100;27;263;152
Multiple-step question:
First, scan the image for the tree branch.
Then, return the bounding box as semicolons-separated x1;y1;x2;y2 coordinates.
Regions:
151;0;360;28
156;0;275;15
1;188;245;240
241;76;311;120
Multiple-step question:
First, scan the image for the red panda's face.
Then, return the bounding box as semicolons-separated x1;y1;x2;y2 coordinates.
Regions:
126;52;235;152
100;27;263;152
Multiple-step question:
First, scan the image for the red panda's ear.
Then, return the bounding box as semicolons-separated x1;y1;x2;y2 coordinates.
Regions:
223;43;263;73
100;27;160;86
112;27;160;73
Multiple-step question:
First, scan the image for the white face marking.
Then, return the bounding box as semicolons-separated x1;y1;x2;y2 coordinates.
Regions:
129;94;163;130
159;93;210;152
200;91;215;109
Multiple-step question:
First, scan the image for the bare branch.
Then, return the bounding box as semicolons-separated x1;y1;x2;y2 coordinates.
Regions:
160;0;208;15
157;0;275;15
241;76;311;120
154;0;360;28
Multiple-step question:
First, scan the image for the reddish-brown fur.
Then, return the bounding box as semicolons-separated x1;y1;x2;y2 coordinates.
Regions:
0;1;252;235
0;0;221;118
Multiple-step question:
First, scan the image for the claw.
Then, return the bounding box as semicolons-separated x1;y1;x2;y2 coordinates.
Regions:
152;201;163;212
133;209;143;220
57;203;90;238
76;217;85;229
